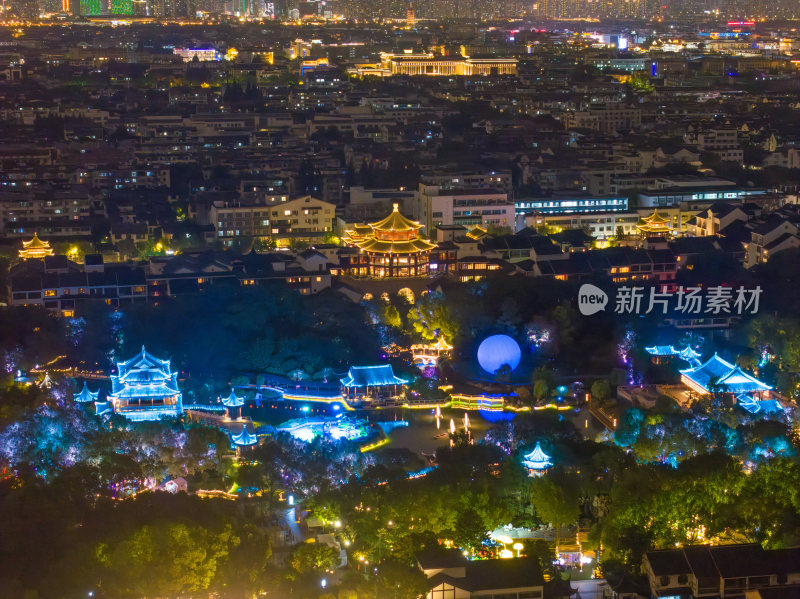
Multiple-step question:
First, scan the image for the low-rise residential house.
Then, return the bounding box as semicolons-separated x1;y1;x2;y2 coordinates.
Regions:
743;215;800;268
417;549;545;599
687;202;749;237
643;544;800;598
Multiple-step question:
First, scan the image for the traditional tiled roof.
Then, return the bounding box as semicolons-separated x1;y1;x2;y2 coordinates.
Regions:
109;346;181;401
522;442;553;470
680;354;771;394
343;204;436;254
19;233;54;259
340;364;408;387
369;203;424;232
231;426;257;446
222;389;244;407
74;381;99;403
646;345;676;356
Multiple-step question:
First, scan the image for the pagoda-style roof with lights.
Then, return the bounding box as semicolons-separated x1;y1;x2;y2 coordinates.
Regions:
411;337;453;368
680;354;771;396
74;381;99;403
637;210;672;236
522;442;553;475
411;337;453;353
342;204;436;277
108;346;183;421
19;233;54;259
344;203;436;254
231;426;257;447
222;389;244;408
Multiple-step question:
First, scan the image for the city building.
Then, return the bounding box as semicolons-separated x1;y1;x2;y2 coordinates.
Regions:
9;257;148;317
638;186;768;208
382;53;517;76
524;211;640;239
195;194;335;246
565;104;642;133
643;544;800;598
173;48;219;62
516;194;628;219
420;185;515;232
417;549;545;599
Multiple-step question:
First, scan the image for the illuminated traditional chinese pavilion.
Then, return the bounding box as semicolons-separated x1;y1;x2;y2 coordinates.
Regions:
221;389;244;419
231;426;257;448
680;354;772;407
73;381;99;403
340;364;408;400
645;345;702;366
522;442;553;477
411;337;453;368
108;346;183;421
636;210;672;237
343;204;436;277
18;233;54;259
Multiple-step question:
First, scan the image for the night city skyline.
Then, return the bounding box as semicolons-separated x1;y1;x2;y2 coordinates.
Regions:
1;3;800;599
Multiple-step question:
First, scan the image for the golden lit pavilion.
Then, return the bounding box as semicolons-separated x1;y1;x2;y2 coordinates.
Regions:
637;210;673;237
343;204;437;277
19;233;54;259
411;337;453;368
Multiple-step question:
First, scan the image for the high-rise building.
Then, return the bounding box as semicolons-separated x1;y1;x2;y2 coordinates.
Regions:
110;0;132;13
79;0;103;14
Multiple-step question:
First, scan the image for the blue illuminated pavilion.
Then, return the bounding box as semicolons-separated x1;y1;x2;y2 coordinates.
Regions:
74;381;99;403
680;354;771;396
522;442;553;476
737;395;783;415
231;426;258;447
645;345;675;357
677;345;701;365
340;365;408;400
108;346;183;421
646;345;702;366
221;388;244;419
222;389;244;407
